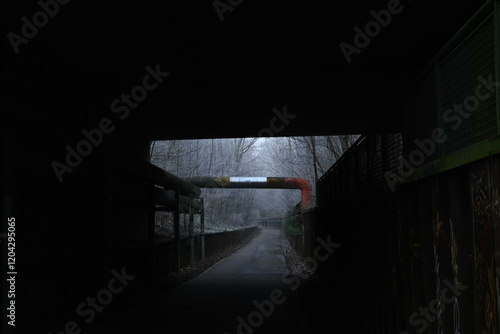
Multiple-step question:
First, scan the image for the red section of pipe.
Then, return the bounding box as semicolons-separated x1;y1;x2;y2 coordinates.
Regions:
267;177;312;210
283;178;312;210
186;176;313;211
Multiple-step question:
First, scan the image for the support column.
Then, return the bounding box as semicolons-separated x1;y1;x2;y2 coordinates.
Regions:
200;198;205;261
174;188;181;271
189;194;195;266
147;181;156;281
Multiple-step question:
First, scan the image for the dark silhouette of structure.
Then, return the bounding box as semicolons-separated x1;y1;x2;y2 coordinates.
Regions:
2;1;498;333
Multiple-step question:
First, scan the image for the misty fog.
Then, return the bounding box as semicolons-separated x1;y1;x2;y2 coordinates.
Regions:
149;136;358;237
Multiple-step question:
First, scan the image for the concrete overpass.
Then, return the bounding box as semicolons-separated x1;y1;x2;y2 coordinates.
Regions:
2;0;499;333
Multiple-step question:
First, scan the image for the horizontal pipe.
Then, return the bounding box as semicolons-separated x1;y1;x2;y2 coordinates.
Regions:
155;187;202;211
112;158;201;197
185;177;312;210
111;184;201;211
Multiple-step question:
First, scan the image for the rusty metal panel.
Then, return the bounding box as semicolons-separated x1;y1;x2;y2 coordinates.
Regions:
470;160;498;334
448;167;475;333
389;187;403;331
397;185;417;330
416;179;438;333
396;188;415;332
405;183;427;329
374;193;391;332
490;155;500;332
432;175;454;333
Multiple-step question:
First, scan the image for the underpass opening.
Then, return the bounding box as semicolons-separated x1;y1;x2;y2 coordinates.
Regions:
149;136;358;232
129;136;355;334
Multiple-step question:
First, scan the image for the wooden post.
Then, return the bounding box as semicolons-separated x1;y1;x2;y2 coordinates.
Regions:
189;194;195;266
200;198;205;261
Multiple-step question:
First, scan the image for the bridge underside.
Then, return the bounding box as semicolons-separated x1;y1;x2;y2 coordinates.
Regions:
2;0;488;140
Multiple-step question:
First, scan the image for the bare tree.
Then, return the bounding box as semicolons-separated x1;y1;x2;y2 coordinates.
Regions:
259;135;359;208
149;134;358;234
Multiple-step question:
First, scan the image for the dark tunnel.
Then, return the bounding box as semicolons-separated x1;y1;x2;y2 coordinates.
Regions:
2;0;500;333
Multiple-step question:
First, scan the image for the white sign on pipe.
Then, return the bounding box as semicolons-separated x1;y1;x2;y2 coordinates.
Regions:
229;177;267;183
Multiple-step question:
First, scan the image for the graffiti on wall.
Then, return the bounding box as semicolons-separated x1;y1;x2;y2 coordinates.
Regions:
471;169;497;334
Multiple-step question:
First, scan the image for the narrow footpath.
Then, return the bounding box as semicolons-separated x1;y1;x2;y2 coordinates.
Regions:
83;227;311;334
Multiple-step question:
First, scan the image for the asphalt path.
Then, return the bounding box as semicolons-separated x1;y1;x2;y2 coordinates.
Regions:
83;227;311;334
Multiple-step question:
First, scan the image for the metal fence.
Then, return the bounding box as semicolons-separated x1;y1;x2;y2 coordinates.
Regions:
312;3;500;332
153;226;258;278
317;1;498;203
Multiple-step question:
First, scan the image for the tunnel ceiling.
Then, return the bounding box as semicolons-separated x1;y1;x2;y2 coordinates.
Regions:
3;0;488;140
